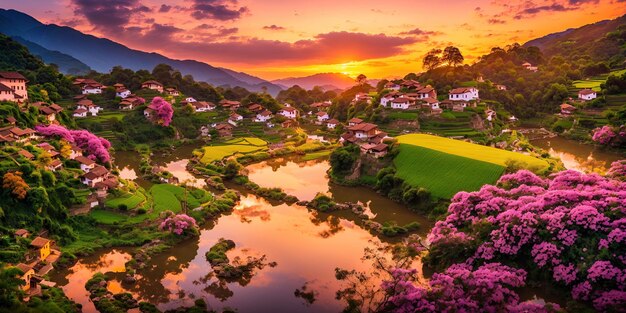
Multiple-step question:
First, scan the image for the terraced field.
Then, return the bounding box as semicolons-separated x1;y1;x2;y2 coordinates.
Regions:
572;69;626;92
394;134;549;198
196;137;268;164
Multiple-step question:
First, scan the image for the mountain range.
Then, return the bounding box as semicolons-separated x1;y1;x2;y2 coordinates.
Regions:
0;9;283;95
271;73;358;90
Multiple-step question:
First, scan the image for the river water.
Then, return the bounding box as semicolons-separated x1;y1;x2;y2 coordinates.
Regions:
52;154;429;313
531;136;623;173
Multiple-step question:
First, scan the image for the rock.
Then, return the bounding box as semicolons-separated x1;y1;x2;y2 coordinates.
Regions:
123;275;136;284
296;201;309;206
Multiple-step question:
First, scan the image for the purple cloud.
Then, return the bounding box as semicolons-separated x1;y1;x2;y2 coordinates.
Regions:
488;18;506;24
72;0;151;32
190;0;249;21
159;4;172;13
263;25;285;31
514;3;575;19
399;28;442;37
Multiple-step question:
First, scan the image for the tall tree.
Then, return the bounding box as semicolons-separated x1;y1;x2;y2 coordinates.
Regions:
356;74;367;85
442;46;464;67
422;49;442;71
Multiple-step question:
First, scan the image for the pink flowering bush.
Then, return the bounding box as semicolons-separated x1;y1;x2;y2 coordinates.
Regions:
35;125;111;163
592;125;625;148
423;166;626;311
159;214;198;236
382;263;560;312
149;97;173;126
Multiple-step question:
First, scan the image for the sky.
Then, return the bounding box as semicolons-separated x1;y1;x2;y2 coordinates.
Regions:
1;0;625;80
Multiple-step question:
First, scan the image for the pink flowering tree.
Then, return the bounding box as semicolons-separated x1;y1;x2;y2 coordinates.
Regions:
592;125;625;148
35;125;111;163
423;167;626;311
149;97;173;127
159;214;198;236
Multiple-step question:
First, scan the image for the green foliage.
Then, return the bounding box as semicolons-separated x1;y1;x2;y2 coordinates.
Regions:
205;238;236;265
329;144;359;176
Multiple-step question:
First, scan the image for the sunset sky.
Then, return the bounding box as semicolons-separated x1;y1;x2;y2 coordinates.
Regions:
1;0;625;80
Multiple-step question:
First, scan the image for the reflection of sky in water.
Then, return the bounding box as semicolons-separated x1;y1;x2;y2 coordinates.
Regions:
532;137;622;174
118;166;138;180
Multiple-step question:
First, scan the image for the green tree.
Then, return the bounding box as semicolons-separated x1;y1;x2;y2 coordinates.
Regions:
442;46;464;67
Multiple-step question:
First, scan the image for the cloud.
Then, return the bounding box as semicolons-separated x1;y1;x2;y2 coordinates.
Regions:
514;3;575;19
159;4;172;13
72;0;151;33
263;25;285;31
400;28;442;36
190;0;249;21
125;31;417;65
488;18;506;24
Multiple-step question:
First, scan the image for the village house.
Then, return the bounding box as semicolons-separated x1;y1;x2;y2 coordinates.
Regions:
219;99;241;110
214;123;234;137
0;71;29;102
76;99;102;116
354;92;373;104
165;87;180;96
47;159;63;172
119;95;144;110
440;100;469;112
185;97;197;103
380;94;395;107
143;103;159;118
18;149;34;160
384;82;401;91
30;236;51;261
14;229;30;238
496;84;507;91
228;113;243;126
141;80;164;93
255;110;273;122
69;145;83;159
311;101;332;111
326;119;339;129
485;109;497;121
361;143;389;158
37;143;60;159
5;116;16;125
191;101;215;112
391;97;414;110
560;103;577;115
401;80;422;89
449;87;479;101
248;103;264;113
73;108;88;118
348;118;363;126
81;165;109;187
75;156;96;172
316;111;329;122
522;62;538;72
116;87;131;98
15;263;35;291
281;119;298;128
37;103;63;123
73;78;104;94
278;106;298;119
1;126;37;143
347;123;379;139
578;89;597;101
416;86;437;99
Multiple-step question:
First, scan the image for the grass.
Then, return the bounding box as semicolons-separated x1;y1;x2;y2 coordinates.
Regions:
197;137;268;164
573;69;626;91
302;150;332;161
388;112;419;120
105;192;146;209
394;134;549;198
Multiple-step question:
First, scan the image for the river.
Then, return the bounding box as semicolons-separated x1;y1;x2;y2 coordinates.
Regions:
52;154;429;313
531;136;623;173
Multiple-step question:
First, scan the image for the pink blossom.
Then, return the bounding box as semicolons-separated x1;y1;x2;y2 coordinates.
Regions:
148;97;173;126
159;214;198;236
35;125;111;163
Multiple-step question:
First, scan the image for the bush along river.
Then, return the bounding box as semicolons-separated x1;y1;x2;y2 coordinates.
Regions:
50;152;432;312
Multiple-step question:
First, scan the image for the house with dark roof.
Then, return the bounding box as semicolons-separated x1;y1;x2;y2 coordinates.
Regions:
449;87;479;101
141;80;163;93
0;71;28;102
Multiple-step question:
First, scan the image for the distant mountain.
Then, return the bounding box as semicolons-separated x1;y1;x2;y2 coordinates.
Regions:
524;14;626;65
12;36;91;75
0;9;283;95
272;73;357;90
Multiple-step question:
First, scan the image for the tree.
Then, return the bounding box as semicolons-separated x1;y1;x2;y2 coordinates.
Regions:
422;49;442;71
442;46;464;67
356;74;367;85
3;172;29;200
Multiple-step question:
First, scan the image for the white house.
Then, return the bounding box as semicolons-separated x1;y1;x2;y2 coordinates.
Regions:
82;84;103;94
449;87;479;101
69;145;82;159
391;97;413;110
486;109;497;121
192;101;215;112
384;82;401;91
185;97;197;103
228;113;243;126
75;156;95;172
116;88;131;98
421;97;440;110
380;94;395;107
326;119;339;129
278;106;298;119
578;89;597;101
81;165;108;187
73;108;88;118
255;110;273;122
141;80;163;93
0;72;28;102
316;111;329;122
522;62;538;72
416;86;437;99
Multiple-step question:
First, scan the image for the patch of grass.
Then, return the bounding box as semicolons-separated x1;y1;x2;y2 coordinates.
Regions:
573;69;626;91
302;150;332;161
105;192;146;210
197;137;268;164
394;134;548;198
388;111;419;120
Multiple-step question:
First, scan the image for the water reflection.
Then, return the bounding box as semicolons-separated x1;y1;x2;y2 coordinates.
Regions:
53;195;389;312
532;136;623;173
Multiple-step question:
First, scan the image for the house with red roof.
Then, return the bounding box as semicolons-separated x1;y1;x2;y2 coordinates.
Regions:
141;80;163;93
578;89;597;101
0;71;28;102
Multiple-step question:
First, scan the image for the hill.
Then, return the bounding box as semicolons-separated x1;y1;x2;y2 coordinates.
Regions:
272;73;357;90
524;14;626;68
393;134;548;198
0;9;283;95
12;36;91;75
